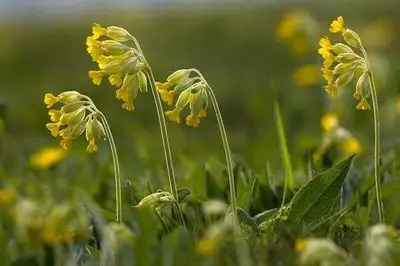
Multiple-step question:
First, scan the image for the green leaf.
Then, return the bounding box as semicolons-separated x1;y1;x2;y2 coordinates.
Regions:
286;154;356;223
274;98;295;192
236;176;258;210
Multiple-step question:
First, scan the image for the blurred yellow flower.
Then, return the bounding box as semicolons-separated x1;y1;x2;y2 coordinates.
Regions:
295;238;308;252
276;13;298;40
196;237;218;258
329;16;345;33
30;147;66;169
0;188;17;206
340;137;361;156
321;113;339;132
292;64;321;87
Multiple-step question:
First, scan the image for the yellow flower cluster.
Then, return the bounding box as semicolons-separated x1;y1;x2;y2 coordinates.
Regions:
87;23;148;111
44;91;106;152
29;147;66;169
319;16;372;110
313;113;361;162
156;69;208;127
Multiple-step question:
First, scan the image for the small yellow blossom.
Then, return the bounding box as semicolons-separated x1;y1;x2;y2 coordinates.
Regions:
46;122;61;137
86;36;103;60
60;138;72;150
0;188;17;206
108;73;123;87
276;13;298;40
295;238;308;252
44;93;59;108
356;97;371;110
324;84;338;97
155;81;172;92
30;147;66;169
159;90;176;106
199;109;207;118
341;137;361;155
321;113;339;132
318;37;332;55
89;70;104;85
292;65;321;87
330;16;345;33
321;68;334;84
92;23;107;39
48;109;62;122
116;86;130;102
196;237;218;257
165;108;181;123
186;113;200;127
121;100;134;111
86;140;98;153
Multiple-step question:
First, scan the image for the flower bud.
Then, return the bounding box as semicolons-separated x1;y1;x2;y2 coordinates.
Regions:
343;28;362;48
137;71;148;92
175;88;192;109
106;26;132;42
135;191;174;208
101;40;131;55
335;53;361;62
174;77;196;93
335;69;355;88
333;62;357;75
167;69;191;86
356;72;371;96
331;43;353;54
189;91;204;115
58;91;82;104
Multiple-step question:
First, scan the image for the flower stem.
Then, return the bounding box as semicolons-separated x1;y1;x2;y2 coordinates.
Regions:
191;69;238;230
98;113;123;224
146;70;187;230
361;46;384;223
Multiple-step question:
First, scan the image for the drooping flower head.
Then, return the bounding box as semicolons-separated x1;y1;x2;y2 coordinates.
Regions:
318;16;371;109
44;91;106;152
86;23;149;111
157;69;209;127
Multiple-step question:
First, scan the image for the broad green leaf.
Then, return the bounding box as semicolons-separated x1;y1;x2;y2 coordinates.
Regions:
286;154;355;223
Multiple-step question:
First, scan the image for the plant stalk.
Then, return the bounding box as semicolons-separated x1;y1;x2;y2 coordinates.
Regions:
147;70;187;230
361;46;384;223
191;69;238;230
99;113;123;224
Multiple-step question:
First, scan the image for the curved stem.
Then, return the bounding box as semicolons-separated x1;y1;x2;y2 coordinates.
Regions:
190;69;238;230
146;69;187;230
361;46;384;223
98;113;123;224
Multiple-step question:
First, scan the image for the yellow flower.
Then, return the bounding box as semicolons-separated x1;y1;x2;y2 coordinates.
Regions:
323;53;335;68
276;13;298;40
330;16;345;33
324;84;338;97
186;113;200;127
356;97;371;110
108;73;123;87
30;147;66;169
60;137;72;150
295;238;308;252
341;137;361;155
159;90;176;106
44;93;59;108
0;188;17;206
155;81;172;92
318;37;332;56
116;86;130;102
196;237;218;258
92;23;107;39
321;68;334;84
86;36;103;61
86;140;98;153
292;65;321;87
165;108;181;123
321;113;339;132
199;109;207;118
89;70;104;85
121;100;134;111
46;122;61;137
48;109;62;122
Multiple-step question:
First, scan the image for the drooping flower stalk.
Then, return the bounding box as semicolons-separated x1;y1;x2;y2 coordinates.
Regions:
86;23;186;228
44;92;123;223
318;16;384;222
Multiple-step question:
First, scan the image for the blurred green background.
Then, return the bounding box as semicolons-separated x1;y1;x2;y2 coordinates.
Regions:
1;0;399;192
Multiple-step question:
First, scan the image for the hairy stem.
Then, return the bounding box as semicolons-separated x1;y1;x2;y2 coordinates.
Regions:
146;70;187;230
361;46;384;223
99;113;123;224
190;69;238;230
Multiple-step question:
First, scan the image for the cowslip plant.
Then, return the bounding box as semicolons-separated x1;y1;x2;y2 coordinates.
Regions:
157;69;238;231
318;16;384;222
44;91;123;224
86;23;186;229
